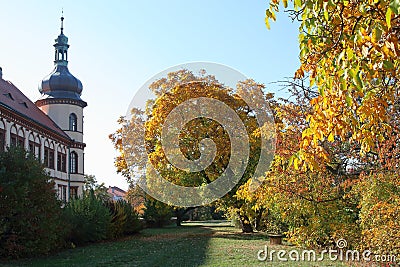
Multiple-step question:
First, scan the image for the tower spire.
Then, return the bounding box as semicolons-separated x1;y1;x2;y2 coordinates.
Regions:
38;14;85;104
53;13;69;66
61;9;64;34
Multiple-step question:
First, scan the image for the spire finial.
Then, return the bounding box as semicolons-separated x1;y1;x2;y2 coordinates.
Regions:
61;9;64;34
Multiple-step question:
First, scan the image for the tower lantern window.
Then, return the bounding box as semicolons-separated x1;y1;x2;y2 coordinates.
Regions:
69;113;77;131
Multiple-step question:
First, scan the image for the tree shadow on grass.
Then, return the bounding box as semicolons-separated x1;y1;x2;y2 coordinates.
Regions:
3;221;272;267
9;225;214;267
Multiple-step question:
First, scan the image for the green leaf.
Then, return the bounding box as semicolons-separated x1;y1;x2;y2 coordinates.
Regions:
294;0;302;8
372;26;382;42
318;86;325;97
389;0;400;15
349;69;356;79
340;78;347;91
351;69;363;92
354;73;363;92
383;60;394;70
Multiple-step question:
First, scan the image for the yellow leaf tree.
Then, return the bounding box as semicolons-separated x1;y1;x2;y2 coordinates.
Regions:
237;79;362;247
266;0;400;164
262;0;400;251
110;70;273;231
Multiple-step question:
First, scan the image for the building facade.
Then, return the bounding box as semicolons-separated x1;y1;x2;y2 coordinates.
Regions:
107;186;127;201
0;16;86;201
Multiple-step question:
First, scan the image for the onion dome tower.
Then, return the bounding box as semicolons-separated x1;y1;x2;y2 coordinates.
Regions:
37;15;86;105
36;15;86;196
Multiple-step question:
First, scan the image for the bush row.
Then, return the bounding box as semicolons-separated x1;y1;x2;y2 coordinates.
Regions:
0;147;142;259
64;191;143;246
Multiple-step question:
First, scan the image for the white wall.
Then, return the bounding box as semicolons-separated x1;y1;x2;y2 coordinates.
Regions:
39;103;84;142
0;116;84;201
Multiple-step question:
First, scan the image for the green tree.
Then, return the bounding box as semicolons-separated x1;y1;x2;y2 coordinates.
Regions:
84;174;109;201
63;191;111;245
105;199;143;237
0;147;66;258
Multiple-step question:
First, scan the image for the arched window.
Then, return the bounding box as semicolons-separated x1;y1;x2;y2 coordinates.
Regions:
57;146;67;172
44;141;55;169
70;151;78;174
69;113;77;131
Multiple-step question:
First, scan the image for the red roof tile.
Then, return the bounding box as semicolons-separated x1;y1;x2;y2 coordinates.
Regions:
0;78;70;139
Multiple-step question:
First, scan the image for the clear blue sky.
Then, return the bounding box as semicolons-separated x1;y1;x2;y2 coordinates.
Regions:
0;1;299;190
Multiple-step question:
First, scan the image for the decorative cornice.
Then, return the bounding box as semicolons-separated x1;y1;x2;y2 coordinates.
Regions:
52;175;85;183
36;98;87;108
70;141;86;149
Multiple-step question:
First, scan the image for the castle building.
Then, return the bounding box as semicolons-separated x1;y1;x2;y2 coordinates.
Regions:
0;16;86;201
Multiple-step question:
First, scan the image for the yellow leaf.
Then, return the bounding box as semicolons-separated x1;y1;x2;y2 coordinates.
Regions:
265;16;270;30
293;157;299;170
328;132;334;142
386;8;392;29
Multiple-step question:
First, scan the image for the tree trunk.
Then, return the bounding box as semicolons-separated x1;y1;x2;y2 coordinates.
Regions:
175;207;196;226
254;208;265;231
176;216;182;226
239;214;253;233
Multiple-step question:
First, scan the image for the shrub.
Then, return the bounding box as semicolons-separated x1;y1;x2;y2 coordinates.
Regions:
358;173;400;256
186;206;224;221
282;199;360;248
258;207;288;235
142;197;173;228
120;200;143;235
106;199;143;238
0;147;66;258
106;200;127;238
63;190;111;245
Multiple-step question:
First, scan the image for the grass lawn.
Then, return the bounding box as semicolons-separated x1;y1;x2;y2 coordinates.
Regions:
1;221;355;267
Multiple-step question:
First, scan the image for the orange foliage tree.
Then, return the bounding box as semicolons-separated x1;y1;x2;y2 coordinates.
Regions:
110;70;273;231
237;79;362;247
266;0;400;166
240;0;400;252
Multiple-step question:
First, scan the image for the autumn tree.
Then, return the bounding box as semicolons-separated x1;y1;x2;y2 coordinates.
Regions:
261;0;400;251
356;100;400;255
266;0;400;166
237;79;364;246
110;70;274;231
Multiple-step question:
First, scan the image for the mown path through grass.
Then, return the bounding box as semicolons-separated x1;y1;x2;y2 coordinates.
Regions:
1;221;350;267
